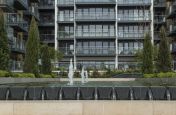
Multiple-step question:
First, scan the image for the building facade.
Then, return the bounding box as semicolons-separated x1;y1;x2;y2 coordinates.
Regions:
1;0;172;71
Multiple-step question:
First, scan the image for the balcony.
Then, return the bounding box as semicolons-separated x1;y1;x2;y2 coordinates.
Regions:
76;29;115;39
6;13;28;32
40;34;55;43
75;0;116;4
39;16;54;26
24;6;39;21
76;47;115;56
58;31;74;40
14;0;28;10
118;47;141;56
59;47;74;56
168;23;176;36
57;0;74;7
118;31;145;40
154;15;165;24
11;37;25;54
57;16;74;23
38;0;54;10
10;60;23;72
117;0;151;6
154;0;166;8
117;15;151;23
75;12;115;21
0;0;13;12
167;2;176;19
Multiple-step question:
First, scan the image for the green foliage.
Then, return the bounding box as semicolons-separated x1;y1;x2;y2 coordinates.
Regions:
23;17;40;74
144;72;176;78
38;74;54;78
142;32;154;74
12;73;35;78
0;10;10;71
74;71;81;78
91;69;101;78
0;70;10;77
49;47;63;61
40;45;51;74
156;26;172;72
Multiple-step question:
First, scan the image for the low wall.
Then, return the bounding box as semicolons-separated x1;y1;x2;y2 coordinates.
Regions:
0;101;176;115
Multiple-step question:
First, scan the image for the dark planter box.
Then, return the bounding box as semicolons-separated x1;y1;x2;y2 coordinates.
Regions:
44;87;60;100
133;87;148;100
80;87;95;100
115;87;130;100
62;87;78;100
0;87;8;100
150;87;167;100
27;87;43;100
168;87;176;100
9;87;26;100
97;87;113;100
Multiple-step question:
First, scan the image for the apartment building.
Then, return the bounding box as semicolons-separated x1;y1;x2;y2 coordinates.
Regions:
166;0;176;69
0;0;170;71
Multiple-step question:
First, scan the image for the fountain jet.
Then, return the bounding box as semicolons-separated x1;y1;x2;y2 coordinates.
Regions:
68;59;74;85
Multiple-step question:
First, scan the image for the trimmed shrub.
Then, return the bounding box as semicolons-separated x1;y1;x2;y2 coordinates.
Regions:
144;74;156;78
0;70;9;77
12;73;35;78
38;74;53;78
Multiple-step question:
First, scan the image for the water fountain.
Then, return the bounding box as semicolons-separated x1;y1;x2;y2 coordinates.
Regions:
85;70;88;83
81;67;85;84
68;59;74;85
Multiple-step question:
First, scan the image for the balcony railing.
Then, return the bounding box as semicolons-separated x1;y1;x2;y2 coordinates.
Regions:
11;37;25;53
59;47;74;56
154;15;165;23
75;0;116;3
58;31;74;39
58;16;74;22
117;0;151;5
76;29;115;38
75;12;115;20
76;47;115;56
169;23;176;34
118;15;151;21
6;13;28;32
57;0;74;5
14;0;28;10
39;0;54;7
118;31;145;39
0;0;13;10
10;60;23;72
40;34;55;43
118;47;142;56
154;0;166;7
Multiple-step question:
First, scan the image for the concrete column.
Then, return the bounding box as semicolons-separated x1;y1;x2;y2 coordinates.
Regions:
115;0;118;69
74;0;77;70
150;0;154;44
54;0;58;51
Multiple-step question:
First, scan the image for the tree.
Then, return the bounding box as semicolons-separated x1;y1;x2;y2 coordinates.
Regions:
142;32;154;74
40;45;51;74
0;10;10;71
23;17;40;74
156;26;172;72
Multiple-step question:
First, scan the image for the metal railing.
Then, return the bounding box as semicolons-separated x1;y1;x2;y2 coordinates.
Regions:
58;31;74;39
169;23;176;33
75;12;115;20
154;15;165;23
118;47;142;55
76;47;116;55
154;0;166;6
118;31;146;38
40;34;55;42
59;47;74;56
76;29;115;37
39;0;54;6
75;0;116;3
6;13;28;31
16;0;28;8
58;16;74;22
11;37;25;53
10;60;24;71
0;0;13;6
117;0;151;4
118;15;151;21
57;0;74;5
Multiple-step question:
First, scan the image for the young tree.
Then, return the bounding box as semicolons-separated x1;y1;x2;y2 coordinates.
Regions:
142;32;154;74
40;44;51;74
156;26;172;72
23;17;40;74
0;10;10;71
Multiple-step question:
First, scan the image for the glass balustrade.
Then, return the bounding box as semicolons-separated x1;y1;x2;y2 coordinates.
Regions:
58;31;74;39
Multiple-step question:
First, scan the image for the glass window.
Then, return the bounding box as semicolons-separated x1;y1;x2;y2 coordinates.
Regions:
110;25;115;37
83;25;89;37
103;25;109;36
90;25;95;37
96;25;102;37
